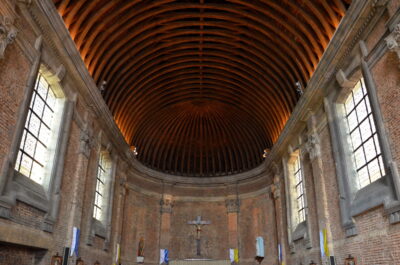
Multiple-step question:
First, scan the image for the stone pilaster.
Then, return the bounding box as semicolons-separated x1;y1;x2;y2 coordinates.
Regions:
270;162;286;265
65;114;95;251
159;194;174;249
225;194;240;249
306;115;333;264
111;165;127;262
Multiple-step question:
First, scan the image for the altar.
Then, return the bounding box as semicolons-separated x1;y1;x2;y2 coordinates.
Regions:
168;216;230;265
170;259;230;265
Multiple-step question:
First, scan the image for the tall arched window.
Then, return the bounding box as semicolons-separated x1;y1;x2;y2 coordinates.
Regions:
343;78;385;190
284;148;309;246
93;151;112;222
293;155;306;223
14;71;65;187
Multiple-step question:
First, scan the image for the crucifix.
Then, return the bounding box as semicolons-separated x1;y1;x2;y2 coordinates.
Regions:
187;216;211;256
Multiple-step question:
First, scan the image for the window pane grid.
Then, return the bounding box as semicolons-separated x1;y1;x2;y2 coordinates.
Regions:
93;153;108;221
344;79;385;190
293;157;306;223
23;129;48;150
15;73;56;185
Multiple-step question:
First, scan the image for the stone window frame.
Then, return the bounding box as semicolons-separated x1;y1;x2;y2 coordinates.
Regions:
324;40;400;237
93;151;111;221
0;36;75;233
342;78;385;190
87;141;117;250
15;70;65;187
293;154;307;224
283;146;311;251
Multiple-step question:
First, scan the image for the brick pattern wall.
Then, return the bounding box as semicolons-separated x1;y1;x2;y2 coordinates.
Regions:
0;1;400;265
170;200;228;260
0;43;30;177
239;195;277;265
118;189;161;265
10;201;46;229
0;243;45;265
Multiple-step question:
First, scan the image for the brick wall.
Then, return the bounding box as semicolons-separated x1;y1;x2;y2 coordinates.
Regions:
0;243;46;265
0;1;399;265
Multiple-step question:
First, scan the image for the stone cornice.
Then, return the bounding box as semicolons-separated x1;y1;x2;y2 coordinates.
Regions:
130;158;267;185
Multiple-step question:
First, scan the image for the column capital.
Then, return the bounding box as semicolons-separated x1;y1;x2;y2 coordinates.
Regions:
225;198;240;213
271;174;281;200
160;195;174;214
79;127;94;158
385;22;400;64
0;14;17;59
305;132;321;161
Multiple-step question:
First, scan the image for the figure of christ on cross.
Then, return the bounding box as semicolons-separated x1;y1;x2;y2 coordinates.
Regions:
187;216;211;256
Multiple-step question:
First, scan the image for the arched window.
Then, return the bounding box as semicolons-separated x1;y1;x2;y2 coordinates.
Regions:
14;71;65;187
293;155;306;223
93;151;112;222
343;78;385;190
284;148;310;248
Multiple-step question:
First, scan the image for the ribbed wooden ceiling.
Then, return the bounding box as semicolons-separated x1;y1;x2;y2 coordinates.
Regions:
53;0;350;177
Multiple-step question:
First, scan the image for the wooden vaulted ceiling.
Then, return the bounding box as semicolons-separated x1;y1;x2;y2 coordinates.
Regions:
53;0;350;177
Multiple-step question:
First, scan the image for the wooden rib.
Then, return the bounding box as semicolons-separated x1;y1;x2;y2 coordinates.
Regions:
52;0;350;177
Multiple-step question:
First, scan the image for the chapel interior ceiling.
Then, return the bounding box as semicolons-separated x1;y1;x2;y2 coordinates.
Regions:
52;0;351;177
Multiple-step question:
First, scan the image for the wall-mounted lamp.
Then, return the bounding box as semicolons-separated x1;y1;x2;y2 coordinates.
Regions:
131;146;138;156
295;81;303;95
262;148;270;158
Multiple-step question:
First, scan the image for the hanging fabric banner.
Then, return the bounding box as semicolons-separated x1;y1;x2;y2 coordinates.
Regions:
159;249;169;264
319;230;325;257
229;248;239;263
319;228;330;257
160;249;165;264
256;236;264;257
233;248;239;263
278;243;282;263
323;229;330;257
164;249;169;264
114;243;120;265
69;227;80;257
229;249;234;263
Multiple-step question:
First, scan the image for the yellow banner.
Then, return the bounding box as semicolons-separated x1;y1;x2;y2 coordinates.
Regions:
234;248;239;263
323;229;330;257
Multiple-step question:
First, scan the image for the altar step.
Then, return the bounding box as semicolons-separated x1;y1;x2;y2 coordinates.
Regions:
170;260;230;265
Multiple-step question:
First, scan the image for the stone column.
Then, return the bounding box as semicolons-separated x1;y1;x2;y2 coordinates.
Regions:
84;128;102;246
225;193;240;250
65;112;95;253
43;97;75;232
111;164;127;263
271;163;286;265
305;114;333;264
159;191;174;250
